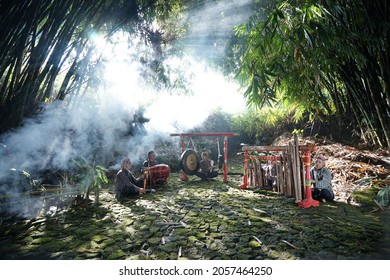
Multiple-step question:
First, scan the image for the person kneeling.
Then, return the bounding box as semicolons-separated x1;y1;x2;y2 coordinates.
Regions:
196;152;218;181
115;157;145;200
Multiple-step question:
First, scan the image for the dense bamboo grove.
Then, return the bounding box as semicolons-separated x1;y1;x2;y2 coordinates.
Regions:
0;0;181;133
234;0;390;147
0;0;389;148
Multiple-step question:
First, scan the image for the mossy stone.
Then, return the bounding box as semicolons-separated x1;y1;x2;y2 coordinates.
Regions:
107;249;126;260
249;240;262;248
92;235;108;243
31;237;53;244
188;235;198;243
196;232;207;240
159;243;177;253
237;246;252;254
210;232;222;239
148;237;161;246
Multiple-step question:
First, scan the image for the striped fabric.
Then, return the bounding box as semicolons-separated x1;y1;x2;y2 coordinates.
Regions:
148;164;171;186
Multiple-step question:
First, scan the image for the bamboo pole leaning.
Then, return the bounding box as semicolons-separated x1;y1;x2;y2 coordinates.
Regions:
240;138;308;202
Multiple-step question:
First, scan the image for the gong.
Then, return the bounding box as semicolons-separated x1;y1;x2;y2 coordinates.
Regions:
180;149;199;175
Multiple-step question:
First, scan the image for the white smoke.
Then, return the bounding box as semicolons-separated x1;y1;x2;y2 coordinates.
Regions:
145;60;246;132
0;0;251;217
0;84;175;218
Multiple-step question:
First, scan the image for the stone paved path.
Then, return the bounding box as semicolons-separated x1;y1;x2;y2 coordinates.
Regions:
1;173;389;260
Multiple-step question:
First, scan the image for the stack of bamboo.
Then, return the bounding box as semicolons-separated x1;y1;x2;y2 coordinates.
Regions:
247;156;265;188
245;135;305;202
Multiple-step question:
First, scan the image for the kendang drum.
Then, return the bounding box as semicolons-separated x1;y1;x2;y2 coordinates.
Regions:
148;164;171;186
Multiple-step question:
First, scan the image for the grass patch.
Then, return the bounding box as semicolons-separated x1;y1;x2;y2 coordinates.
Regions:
352;186;382;206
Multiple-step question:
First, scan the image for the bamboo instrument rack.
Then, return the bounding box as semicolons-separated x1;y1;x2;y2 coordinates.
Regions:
239;135;317;207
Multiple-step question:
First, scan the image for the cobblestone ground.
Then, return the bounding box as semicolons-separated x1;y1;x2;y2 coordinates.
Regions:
1;172;389;260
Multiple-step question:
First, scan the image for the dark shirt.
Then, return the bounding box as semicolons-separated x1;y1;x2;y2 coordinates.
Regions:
199;159;213;174
141;159;158;173
115;168;141;195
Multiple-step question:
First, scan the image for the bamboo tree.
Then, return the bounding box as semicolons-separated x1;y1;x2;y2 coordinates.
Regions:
234;0;390;147
0;0;185;133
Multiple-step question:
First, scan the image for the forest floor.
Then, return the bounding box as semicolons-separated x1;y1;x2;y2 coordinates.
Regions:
0;139;389;260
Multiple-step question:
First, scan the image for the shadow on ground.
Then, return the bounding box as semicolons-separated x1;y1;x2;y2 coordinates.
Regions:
1;172;389;260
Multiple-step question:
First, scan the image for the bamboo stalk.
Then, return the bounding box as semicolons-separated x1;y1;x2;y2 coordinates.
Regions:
285;153;289;195
294;135;302;202
289;142;296;198
297;139;303;201
249;160;253;187
291;139;300;201
253;158;259;186
287;144;292;195
276;163;282;193
301;159;306;201
281;152;287;195
255;157;263;187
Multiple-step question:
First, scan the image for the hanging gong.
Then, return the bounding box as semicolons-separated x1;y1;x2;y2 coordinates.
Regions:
180;149;199;175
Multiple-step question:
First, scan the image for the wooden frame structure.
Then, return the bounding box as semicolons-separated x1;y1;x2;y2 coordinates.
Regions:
170;132;239;183
239;136;319;208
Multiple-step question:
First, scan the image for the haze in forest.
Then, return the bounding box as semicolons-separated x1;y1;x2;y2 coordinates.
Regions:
0;0;252;217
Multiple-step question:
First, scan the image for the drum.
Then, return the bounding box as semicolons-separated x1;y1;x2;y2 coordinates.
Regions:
148;164;171;185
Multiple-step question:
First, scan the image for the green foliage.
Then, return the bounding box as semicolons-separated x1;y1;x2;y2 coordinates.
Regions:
1;0;389;148
0;0;189;133
351;177;389;207
352;186;381;207
235;1;334;111
232;0;390;147
73;157;108;204
230;105;303;145
292;128;303;135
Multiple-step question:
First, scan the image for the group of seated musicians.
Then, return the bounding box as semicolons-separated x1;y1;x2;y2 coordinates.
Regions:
115;150;220;200
115;151;171;200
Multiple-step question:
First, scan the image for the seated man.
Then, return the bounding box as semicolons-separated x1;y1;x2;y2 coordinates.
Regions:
141;151;170;187
115;157;145;199
196;152;218;181
141;151;159;173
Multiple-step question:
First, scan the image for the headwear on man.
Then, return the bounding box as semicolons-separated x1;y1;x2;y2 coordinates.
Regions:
316;155;326;162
